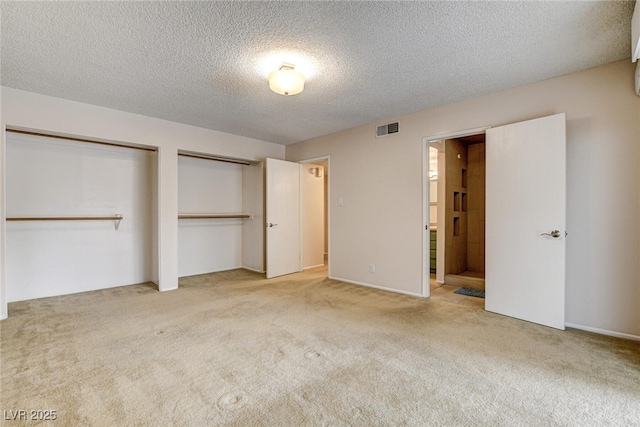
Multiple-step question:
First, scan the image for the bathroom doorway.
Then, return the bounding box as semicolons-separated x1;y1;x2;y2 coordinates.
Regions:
424;132;486;307
424;114;566;326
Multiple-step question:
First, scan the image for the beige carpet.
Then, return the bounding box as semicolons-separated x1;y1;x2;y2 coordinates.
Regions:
1;267;639;426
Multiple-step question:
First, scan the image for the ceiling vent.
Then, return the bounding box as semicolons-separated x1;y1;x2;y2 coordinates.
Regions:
376;122;400;138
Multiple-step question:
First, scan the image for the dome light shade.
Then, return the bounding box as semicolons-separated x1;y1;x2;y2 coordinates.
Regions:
269;64;305;96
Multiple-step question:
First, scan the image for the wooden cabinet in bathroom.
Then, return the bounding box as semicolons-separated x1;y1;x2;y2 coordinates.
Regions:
430;229;437;273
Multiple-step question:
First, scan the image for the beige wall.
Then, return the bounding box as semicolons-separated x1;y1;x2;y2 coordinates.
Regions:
286;60;640;337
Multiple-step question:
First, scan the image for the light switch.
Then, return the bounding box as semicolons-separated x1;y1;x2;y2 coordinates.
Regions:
338;197;343;206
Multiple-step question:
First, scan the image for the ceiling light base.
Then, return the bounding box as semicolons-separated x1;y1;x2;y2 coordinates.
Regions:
269;64;305;96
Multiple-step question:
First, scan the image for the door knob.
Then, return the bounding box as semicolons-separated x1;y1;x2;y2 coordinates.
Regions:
540;230;561;238
267;223;278;228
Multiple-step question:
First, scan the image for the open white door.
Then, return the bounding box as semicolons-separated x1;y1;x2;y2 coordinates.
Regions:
265;158;301;279
485;113;566;330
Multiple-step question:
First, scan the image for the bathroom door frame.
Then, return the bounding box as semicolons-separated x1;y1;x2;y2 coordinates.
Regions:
421;127;490;297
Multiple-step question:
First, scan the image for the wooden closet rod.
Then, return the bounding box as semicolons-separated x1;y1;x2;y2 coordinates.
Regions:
178;214;252;219
6;216;124;221
7;215;124;230
6;129;156;152
178;152;252;165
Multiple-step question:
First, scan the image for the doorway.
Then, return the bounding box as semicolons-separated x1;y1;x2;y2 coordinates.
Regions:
423;129;488;308
442;134;486;290
299;157;329;276
265;157;329;279
423;114;567;329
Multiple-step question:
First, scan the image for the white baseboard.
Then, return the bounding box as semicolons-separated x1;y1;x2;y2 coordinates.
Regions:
329;275;422;297
565;323;640;341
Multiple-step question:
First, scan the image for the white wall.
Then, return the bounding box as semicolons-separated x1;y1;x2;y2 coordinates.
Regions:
0;87;284;316
178;156;243;277
5;132;155;301
301;163;325;269
286;60;640;338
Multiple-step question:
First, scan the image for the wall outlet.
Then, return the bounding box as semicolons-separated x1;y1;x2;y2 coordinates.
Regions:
369;264;375;274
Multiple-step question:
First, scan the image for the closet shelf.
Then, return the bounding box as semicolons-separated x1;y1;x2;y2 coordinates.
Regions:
178;213;253;219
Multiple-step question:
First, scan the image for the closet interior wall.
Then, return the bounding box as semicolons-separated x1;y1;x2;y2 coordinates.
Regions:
177;155;263;277
5;132;157;302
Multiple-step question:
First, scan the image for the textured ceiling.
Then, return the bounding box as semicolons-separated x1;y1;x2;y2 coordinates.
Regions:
1;1;635;145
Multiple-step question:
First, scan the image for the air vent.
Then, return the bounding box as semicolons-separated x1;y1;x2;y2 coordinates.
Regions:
376;122;400;138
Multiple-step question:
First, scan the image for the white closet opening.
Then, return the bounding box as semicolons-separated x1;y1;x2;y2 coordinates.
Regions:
5;130;158;302
177;152;263;277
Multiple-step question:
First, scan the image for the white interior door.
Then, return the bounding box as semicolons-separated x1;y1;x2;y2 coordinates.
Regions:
485;113;566;330
265;158;301;279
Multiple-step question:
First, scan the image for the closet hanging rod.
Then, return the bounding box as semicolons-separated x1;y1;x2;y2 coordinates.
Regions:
6;215;124;222
178;214;252;219
177;152;252;166
6;215;124;230
6;129;156;152
7;215;123;221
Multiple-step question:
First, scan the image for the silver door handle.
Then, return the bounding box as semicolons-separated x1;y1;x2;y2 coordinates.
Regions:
540;230;561;238
267;223;278;228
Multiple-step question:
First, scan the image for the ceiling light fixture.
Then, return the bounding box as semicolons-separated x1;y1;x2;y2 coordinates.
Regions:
269;63;305;96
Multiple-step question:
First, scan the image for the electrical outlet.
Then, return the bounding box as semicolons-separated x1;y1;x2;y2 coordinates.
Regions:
369;264;375;274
